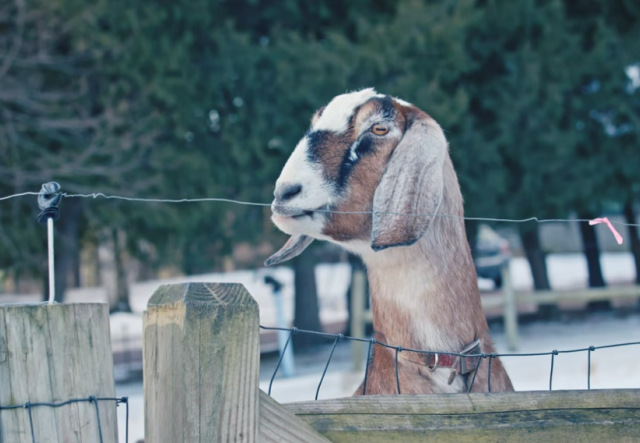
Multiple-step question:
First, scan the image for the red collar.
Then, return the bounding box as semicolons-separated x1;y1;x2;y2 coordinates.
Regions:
399;340;481;375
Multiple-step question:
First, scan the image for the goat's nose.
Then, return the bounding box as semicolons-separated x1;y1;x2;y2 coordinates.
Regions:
275;183;302;202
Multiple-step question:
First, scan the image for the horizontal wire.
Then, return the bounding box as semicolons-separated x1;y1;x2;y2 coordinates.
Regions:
2;190;639;227
62;192;272;207
0;191;40;201
0;397;127;410
260;325;640;360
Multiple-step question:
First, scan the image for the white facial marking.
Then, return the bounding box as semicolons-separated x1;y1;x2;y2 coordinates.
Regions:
276;137;333;208
393;97;412;107
272;136;334;238
348;142;359;161
313;88;378;133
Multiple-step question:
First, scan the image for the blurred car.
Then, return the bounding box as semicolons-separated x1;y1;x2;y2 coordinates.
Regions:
474;224;510;289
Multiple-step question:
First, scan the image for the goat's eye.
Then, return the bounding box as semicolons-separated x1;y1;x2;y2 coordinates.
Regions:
372;124;389;136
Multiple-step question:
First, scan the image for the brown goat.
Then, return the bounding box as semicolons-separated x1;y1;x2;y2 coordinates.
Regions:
266;89;513;394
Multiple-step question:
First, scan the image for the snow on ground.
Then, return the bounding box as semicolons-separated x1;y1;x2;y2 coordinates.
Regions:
3;252;638;350
107;251;640;347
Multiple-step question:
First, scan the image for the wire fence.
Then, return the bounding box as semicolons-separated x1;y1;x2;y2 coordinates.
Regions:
261;325;640;398
0;396;129;443
0;189;639;228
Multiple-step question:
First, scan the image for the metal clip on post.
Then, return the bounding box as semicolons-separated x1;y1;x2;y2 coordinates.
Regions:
37;182;62;304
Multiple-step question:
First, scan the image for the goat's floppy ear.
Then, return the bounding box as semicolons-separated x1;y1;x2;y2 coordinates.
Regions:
265;235;314;266
371;112;445;251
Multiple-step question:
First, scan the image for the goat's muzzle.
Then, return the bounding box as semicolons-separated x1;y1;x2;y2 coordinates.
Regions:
271;200;313;218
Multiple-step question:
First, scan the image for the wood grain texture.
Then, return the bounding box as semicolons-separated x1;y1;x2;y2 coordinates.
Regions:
287;391;640;443
288;390;640;415
258;390;331;443
0;303;117;443
349;270;366;372
144;283;260;443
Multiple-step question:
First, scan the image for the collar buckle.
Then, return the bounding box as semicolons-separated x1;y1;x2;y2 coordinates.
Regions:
459;339;482;375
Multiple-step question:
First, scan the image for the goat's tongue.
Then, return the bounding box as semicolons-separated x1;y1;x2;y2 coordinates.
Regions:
265;235;313;266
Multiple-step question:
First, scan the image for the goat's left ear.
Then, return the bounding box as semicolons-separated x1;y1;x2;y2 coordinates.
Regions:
371;111;446;251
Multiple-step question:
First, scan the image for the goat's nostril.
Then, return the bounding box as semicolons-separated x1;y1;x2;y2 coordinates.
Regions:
276;183;302;202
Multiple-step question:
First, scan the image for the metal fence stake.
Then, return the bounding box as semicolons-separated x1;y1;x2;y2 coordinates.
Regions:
37;182;61;304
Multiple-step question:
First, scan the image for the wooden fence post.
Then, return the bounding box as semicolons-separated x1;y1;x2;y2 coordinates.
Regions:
350;270;366;372
144;283;260;443
0;303;118;443
502;263;519;351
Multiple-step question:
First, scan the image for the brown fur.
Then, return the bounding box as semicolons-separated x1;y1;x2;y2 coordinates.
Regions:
353;152;513;394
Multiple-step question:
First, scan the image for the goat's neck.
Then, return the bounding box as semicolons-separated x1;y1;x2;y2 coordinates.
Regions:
359;177;486;353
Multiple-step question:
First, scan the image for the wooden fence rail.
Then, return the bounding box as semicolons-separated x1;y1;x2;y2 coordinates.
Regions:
144;282;640;442
287;390;640;442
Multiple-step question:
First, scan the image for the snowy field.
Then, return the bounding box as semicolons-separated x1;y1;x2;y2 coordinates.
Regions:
3;252;639;352
106;252;639;350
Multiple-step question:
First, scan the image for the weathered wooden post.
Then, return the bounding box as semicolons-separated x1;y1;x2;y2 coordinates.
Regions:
144;282;330;443
350;270;366;372
502;263;519;351
144;283;260;442
0;303;118;442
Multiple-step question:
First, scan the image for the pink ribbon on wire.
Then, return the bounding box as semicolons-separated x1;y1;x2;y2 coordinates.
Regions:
589;217;623;245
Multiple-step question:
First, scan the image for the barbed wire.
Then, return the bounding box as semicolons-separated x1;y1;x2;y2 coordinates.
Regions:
0;396;129;443
260;325;640;398
0;190;638;227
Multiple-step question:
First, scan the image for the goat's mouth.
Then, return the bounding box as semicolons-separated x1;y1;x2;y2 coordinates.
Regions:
272;204;327;219
291;210;314;219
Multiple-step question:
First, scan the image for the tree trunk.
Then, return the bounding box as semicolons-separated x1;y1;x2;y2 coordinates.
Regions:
579;215;606;288
292;251;324;350
48;198;82;302
112;229;132;312
623;200;640;285
578;212;609;311
519;224;556;318
519;225;550;290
